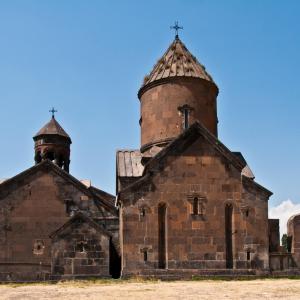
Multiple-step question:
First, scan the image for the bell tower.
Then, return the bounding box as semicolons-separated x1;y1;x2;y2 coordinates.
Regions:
33;108;72;172
138;26;219;156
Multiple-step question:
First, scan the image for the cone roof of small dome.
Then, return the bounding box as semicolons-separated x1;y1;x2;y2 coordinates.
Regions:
139;36;216;94
34;116;71;141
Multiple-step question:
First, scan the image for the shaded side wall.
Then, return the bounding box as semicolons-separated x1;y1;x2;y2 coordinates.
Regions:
288;214;300;267
0;169;117;280
268;219;280;252
51;222;110;277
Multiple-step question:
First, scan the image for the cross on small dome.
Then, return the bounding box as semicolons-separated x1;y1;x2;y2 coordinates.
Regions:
49;107;57;118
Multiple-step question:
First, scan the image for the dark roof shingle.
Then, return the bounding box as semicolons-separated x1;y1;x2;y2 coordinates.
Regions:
140;37;216;91
34;117;70;140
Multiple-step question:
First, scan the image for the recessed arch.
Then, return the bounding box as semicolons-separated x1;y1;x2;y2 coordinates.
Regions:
225;203;233;269
158;202;167;269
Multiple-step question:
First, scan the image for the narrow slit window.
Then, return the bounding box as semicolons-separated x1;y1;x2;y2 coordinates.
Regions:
140;208;146;218
143;250;148;262
183;108;189;129
247;251;251;261
76;241;86;253
193;197;199;215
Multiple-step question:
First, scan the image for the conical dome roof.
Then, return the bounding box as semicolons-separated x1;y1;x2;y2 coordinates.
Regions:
140;37;216;92
34;116;70;140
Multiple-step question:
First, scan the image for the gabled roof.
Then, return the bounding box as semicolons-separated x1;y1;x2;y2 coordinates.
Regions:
144;121;246;175
139;37;216;93
233;152;255;179
118;122;272;202
242;175;273;198
34;116;71;141
0;160;90;197
118;122;247;199
0;160;117;215
116;150;144;178
49;212;111;239
89;186;118;215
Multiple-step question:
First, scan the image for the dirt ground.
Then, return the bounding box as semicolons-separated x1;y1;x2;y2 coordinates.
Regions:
0;279;300;300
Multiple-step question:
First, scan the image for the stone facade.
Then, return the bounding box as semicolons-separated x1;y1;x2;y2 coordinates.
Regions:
118;125;271;276
116;35;274;278
50;213;112;278
0;159;118;280
140;77;218;152
268;219;280;252
287;214;300;267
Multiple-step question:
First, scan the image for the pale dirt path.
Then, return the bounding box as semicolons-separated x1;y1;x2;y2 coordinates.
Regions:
0;279;300;300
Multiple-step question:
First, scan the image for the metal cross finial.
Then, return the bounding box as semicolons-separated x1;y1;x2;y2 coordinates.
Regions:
170;21;183;39
49;107;57;118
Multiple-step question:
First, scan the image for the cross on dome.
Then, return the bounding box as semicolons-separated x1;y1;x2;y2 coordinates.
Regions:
170;21;183;39
49;107;58;118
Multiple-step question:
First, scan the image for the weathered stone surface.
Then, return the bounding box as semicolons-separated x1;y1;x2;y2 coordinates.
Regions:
119;131;271;276
0;161;119;281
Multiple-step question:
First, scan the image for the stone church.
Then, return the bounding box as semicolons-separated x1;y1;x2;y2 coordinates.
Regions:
0;32;299;281
0;115;120;280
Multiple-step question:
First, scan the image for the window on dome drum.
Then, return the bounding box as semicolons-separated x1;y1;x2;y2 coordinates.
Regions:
178;104;193;130
183;108;189;129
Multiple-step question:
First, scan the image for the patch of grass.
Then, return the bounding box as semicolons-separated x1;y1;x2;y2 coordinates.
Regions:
1;275;300;288
191;275;300;281
57;276;160;287
0;281;54;288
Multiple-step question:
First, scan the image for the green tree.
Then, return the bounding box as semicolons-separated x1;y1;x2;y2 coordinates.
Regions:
282;234;288;251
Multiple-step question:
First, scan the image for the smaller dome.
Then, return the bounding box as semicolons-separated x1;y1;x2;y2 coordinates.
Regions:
34;116;71;141
33;116;71;172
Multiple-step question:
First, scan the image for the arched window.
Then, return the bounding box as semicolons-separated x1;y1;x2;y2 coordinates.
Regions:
140;208;146;217
183;107;189;129
178;104;193;130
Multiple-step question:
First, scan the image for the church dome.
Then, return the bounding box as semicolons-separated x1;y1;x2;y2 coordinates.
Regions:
33;113;71;172
138;36;219;154
138;37;217;97
34;116;71;141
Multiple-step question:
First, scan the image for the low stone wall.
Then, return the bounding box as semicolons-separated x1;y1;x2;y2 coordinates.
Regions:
0;262;51;281
269;253;297;271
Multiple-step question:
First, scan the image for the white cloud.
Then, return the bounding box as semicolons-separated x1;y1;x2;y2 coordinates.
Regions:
269;199;300;238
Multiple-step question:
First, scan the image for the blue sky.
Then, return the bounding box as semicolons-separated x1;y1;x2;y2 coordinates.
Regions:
0;0;299;209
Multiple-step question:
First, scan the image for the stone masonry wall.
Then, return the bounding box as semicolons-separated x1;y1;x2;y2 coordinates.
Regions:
0;168;115;280
120;136;269;276
51;222;110;277
140;78;218;151
288;215;300;267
